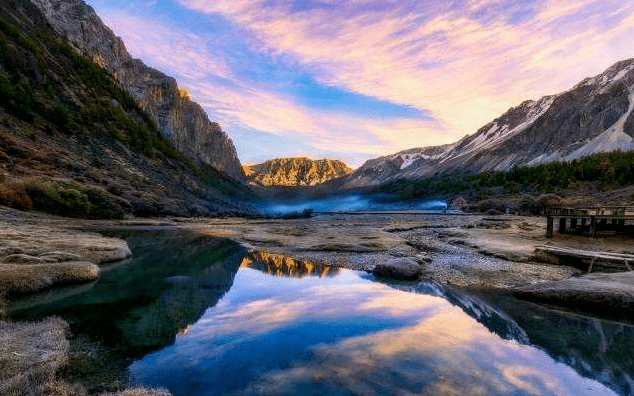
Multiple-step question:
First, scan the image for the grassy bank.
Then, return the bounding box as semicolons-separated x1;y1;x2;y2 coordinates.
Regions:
0;262;99;296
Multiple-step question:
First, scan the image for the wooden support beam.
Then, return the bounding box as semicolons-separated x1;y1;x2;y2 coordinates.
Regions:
547;216;554;238
559;218;567;234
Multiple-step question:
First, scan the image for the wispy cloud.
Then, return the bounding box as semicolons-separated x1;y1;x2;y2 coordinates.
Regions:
90;0;634;166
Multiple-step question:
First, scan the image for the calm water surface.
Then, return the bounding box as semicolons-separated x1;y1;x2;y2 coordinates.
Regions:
10;230;634;396
131;267;616;396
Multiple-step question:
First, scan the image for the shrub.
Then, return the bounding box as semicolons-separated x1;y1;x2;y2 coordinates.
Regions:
477;198;512;213
22;178;125;219
0;183;33;210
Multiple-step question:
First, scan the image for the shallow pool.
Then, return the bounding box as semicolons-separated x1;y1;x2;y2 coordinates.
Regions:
130;264;617;396
10;230;633;396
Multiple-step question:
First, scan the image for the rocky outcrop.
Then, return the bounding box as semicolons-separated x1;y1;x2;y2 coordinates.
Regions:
29;0;245;181
243;157;353;186
514;271;634;321
372;257;423;280
340;59;634;188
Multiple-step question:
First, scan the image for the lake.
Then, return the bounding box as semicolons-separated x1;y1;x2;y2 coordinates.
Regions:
10;230;634;396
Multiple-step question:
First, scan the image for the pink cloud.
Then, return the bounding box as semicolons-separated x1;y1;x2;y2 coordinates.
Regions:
95;0;634;164
177;0;634;144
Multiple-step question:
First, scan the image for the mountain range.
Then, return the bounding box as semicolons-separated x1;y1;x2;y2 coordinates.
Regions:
1;0;634;217
0;0;252;217
337;59;634;189
30;0;245;181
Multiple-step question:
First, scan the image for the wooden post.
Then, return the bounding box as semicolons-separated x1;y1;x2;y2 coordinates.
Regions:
547;216;554;238
559;218;567;234
590;216;596;238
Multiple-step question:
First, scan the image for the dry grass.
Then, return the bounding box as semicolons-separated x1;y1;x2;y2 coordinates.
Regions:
42;382;171;396
0;262;100;296
0;317;170;396
0;317;69;395
101;388;172;396
0;183;33;211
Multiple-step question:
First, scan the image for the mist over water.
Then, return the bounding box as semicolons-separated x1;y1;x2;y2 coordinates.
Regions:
260;195;447;215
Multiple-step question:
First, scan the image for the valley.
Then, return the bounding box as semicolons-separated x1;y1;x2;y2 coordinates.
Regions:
0;0;634;395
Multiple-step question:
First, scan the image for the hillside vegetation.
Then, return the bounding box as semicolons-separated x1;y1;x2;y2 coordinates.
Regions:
375;150;634;212
0;1;253;218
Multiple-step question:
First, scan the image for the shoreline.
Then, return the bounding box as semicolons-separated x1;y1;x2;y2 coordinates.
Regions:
1;207;634;394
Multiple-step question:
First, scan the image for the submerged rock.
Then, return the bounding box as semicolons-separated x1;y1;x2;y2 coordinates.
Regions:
514;272;634;320
373;257;423;280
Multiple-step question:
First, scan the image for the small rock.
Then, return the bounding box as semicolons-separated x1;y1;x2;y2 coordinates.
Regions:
373;257;422;280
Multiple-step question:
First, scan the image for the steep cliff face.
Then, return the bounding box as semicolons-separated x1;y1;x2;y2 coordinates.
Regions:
341;58;634;188
30;0;245;181
244;158;353;187
0;0;253;217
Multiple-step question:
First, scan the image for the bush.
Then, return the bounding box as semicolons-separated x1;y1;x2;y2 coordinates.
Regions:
477;198;513;214
0;183;33;210
22;178;125;219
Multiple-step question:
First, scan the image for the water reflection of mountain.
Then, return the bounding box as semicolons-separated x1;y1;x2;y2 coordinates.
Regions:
478;291;634;396
11;231;247;359
389;282;530;343
390;281;634;396
242;251;339;278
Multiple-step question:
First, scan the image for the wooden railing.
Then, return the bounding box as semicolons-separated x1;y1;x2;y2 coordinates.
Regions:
546;206;634;217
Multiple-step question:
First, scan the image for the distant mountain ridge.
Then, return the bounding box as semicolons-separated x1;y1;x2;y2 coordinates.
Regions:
30;0;245;180
339;59;634;188
244;158;353;187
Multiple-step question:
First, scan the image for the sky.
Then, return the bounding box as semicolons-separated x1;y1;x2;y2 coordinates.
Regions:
85;0;634;167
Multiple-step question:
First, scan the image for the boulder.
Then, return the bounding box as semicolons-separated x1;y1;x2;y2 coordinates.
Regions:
514;272;634;320
373;257;422;280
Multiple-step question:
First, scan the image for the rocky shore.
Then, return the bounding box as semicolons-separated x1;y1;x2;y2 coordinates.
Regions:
195;212;634;319
1;207;634;395
0;207;165;396
0;207;131;298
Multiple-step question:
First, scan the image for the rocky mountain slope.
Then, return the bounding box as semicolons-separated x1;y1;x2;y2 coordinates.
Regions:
29;0;245;181
0;0;253;217
244;157;352;186
340;59;634;188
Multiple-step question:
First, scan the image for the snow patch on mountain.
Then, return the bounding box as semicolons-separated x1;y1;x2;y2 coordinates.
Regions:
609;64;634;85
464;96;555;154
398;150;449;170
526;151;563;167
566;93;634;161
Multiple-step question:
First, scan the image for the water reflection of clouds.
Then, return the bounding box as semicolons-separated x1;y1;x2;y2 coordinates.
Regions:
131;268;617;396
241;312;616;396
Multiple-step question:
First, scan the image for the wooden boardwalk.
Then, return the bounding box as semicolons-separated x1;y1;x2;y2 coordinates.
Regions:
535;245;634;273
545;206;634;238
